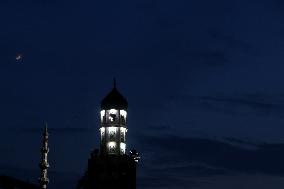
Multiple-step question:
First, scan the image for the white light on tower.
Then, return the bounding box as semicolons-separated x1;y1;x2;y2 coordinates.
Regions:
100;110;105;121
120;110;127;118
108;127;117;134
120;143;126;154
108;142;116;148
120;127;127;133
100;127;105;135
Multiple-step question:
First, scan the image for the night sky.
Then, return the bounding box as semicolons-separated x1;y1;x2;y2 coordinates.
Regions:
1;0;284;188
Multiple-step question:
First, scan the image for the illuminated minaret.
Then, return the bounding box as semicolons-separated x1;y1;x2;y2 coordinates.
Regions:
39;123;49;189
77;80;139;189
99;79;128;156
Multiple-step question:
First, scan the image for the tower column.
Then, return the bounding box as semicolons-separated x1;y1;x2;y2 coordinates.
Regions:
39;123;49;189
100;81;129;156
78;81;140;189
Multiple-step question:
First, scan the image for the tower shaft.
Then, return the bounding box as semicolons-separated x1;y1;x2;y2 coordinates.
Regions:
77;81;139;189
39;124;49;189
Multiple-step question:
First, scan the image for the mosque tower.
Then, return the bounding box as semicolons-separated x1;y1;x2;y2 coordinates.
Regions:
77;80;139;189
99;79;128;156
39;123;49;189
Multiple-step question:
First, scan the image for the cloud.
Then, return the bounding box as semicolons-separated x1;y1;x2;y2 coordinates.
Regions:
138;134;284;175
138;176;199;189
167;93;284;117
135;134;284;188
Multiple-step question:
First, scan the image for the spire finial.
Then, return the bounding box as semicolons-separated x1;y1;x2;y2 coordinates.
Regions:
113;78;116;88
44;122;48;133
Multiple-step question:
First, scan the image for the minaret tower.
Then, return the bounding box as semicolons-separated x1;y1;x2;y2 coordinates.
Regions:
100;79;128;156
39;123;49;189
78;80;139;189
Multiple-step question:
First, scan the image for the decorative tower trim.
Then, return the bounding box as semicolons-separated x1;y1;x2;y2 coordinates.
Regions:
39;123;49;189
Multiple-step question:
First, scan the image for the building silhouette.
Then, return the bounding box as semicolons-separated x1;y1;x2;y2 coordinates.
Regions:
77;80;140;189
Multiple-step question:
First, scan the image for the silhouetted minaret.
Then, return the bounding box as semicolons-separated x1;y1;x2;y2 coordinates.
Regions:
39;123;49;189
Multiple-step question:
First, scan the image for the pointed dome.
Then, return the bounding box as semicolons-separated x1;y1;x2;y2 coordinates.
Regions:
101;80;128;110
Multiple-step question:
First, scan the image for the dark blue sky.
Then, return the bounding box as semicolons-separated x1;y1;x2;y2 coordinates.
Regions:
1;0;284;188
